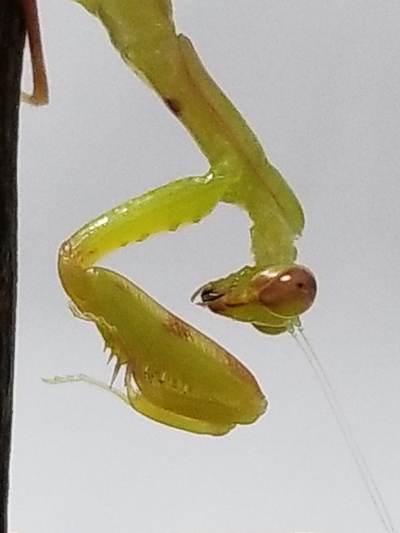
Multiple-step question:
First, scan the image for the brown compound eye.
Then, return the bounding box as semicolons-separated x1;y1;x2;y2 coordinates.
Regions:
257;266;317;317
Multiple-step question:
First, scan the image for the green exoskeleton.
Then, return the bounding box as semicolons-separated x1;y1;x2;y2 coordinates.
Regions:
48;0;317;436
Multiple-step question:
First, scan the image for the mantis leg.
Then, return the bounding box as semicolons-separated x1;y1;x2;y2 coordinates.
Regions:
21;0;49;105
44;374;234;436
51;173;267;435
59;173;229;304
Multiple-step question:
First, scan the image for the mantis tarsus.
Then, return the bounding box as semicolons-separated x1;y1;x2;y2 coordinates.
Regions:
22;0;396;531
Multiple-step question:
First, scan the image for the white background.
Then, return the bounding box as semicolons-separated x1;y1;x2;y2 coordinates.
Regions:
12;1;400;532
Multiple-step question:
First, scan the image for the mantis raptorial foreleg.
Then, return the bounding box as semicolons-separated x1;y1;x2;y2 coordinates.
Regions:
55;174;268;435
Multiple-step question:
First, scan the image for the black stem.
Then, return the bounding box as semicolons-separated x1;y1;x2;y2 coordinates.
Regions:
0;0;25;531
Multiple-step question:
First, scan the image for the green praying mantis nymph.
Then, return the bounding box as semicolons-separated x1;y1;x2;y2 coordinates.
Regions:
22;1;396;531
46;0;317;437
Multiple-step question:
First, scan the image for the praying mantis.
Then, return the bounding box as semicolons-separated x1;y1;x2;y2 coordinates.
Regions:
21;1;397;532
44;0;317;436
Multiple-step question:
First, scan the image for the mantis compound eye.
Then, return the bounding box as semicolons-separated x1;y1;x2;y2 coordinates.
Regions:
255;266;317;318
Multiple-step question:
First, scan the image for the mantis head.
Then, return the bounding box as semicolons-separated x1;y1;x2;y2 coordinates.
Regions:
192;265;317;333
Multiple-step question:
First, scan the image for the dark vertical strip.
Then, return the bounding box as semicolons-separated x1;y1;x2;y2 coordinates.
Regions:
0;0;25;531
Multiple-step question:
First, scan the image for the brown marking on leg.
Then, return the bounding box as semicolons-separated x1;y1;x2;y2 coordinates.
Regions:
163;316;193;341
164;97;181;116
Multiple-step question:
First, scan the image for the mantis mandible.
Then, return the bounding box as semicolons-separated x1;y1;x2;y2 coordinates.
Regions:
22;1;396;531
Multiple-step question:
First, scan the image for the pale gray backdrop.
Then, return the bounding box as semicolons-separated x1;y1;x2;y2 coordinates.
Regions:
12;1;400;532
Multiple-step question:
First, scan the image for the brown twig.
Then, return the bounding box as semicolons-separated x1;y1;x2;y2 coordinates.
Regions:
0;0;25;531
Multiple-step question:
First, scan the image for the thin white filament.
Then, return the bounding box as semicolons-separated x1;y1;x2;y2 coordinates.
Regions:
291;327;396;533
